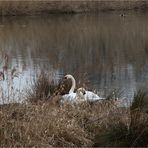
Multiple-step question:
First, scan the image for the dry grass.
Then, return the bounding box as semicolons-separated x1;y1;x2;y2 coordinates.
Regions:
0;100;124;147
0;74;148;147
26;72;56;104
1;94;147;147
0;96;148;147
0;102;92;147
94;89;148;147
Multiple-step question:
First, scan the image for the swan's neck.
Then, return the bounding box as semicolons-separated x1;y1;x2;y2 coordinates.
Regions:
69;76;76;93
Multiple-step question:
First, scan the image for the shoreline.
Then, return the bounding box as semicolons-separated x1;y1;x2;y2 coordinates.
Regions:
0;1;148;16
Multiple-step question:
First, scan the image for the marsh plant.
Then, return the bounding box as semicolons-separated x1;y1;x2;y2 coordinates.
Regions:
26;71;56;104
0;51;22;103
0;72;147;147
94;89;148;147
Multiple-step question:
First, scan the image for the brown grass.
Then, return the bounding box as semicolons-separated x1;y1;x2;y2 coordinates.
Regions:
26;72;56;104
0;74;148;147
1;93;148;147
0;100;124;147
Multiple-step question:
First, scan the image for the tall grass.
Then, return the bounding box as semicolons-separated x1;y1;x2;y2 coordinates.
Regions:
0;74;148;147
26;72;56;104
0;102;93;147
94;89;148;147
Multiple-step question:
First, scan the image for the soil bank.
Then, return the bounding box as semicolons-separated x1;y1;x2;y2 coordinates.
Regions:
0;1;148;15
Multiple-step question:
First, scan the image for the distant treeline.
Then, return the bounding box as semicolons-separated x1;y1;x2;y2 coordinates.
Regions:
0;1;148;15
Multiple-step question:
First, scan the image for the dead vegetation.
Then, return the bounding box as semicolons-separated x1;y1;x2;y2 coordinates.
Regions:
0;74;148;147
26;72;56;104
0;99;124;147
1;94;147;147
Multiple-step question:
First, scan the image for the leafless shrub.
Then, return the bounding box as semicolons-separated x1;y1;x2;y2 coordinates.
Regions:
26;72;57;104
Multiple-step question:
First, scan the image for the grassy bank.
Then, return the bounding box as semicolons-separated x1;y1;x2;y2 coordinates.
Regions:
0;74;148;147
0;52;147;146
1;93;148;147
0;1;148;15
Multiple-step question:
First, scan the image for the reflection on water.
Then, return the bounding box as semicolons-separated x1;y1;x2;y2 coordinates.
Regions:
0;13;148;102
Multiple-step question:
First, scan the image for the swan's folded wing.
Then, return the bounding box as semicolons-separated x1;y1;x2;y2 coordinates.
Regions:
62;93;76;103
52;78;72;96
85;91;102;101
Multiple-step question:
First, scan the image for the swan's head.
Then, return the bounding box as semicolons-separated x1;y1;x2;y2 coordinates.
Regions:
76;88;86;101
77;88;86;96
64;74;74;80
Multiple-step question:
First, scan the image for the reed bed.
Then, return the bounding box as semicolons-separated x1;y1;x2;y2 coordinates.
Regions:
0;74;148;147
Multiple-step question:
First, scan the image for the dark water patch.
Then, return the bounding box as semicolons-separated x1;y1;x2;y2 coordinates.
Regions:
0;13;148;102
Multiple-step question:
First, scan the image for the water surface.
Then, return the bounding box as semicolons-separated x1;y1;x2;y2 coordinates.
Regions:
0;12;148;103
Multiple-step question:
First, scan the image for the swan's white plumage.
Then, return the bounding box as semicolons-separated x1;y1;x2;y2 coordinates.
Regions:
77;88;104;102
61;74;78;103
62;92;86;104
61;75;104;103
85;91;102;101
62;92;76;102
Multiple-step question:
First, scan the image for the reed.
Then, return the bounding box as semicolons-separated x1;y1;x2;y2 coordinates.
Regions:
0;54;147;146
26;71;56;104
94;89;148;147
1;74;148;147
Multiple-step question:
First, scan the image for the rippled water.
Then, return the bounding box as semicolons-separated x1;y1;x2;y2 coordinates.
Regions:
0;12;148;103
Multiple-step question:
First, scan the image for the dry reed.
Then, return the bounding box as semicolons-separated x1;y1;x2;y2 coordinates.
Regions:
0;73;148;147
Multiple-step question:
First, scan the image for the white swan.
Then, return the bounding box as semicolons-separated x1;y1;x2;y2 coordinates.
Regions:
64;74;76;94
62;88;87;103
77;88;104;102
61;74;103;103
62;74;77;103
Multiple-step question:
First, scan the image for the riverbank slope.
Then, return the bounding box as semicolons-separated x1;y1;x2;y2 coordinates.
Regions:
0;1;148;15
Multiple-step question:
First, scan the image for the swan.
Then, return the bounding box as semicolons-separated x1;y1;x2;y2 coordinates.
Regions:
61;74;103;103
77;88;104;102
61;88;87;103
64;74;76;93
61;74;77;103
62;74;85;103
62;88;87;103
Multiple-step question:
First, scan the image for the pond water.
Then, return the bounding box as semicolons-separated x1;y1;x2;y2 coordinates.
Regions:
0;12;148;103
